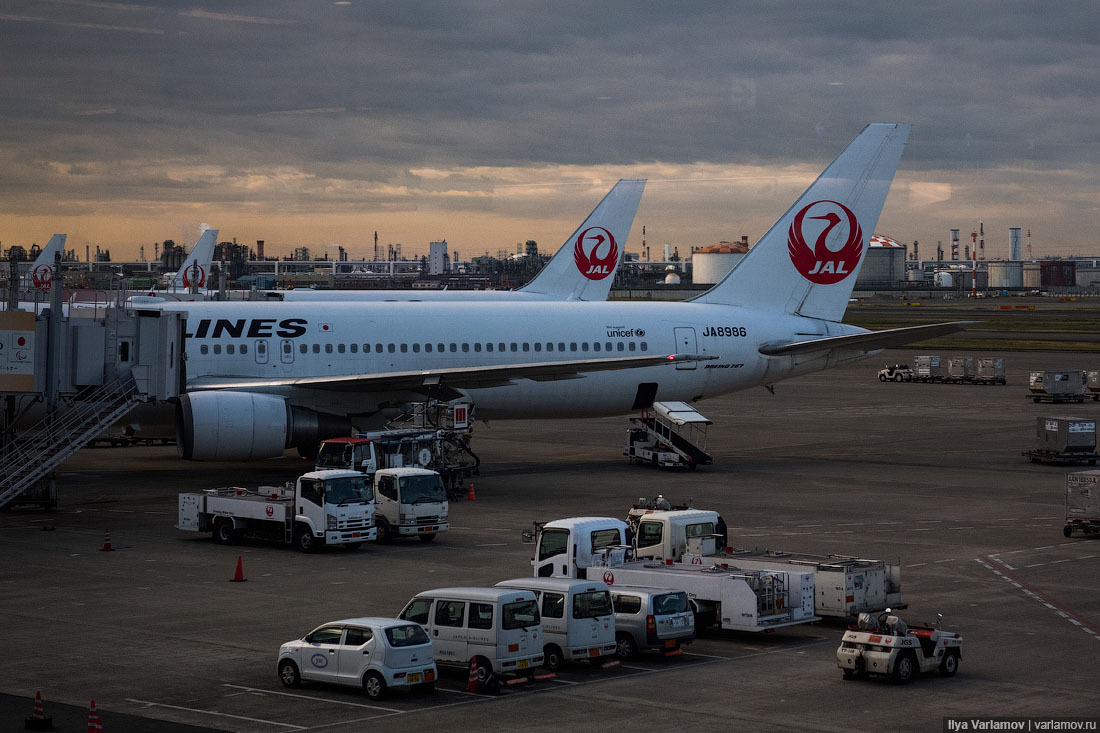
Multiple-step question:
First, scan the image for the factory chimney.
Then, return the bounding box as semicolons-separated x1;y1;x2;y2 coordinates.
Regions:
1009;228;1021;261
951;229;959;260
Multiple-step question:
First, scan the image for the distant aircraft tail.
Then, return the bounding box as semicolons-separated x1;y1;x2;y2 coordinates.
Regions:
519;179;645;301
171;229;218;290
694;124;909;322
32;234;67;267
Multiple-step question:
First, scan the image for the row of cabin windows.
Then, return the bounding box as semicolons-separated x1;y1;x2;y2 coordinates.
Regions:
198;341;649;356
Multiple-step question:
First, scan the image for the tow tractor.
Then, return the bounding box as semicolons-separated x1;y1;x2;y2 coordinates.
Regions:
837;610;962;684
177;470;375;552
624;401;713;470
878;364;914;382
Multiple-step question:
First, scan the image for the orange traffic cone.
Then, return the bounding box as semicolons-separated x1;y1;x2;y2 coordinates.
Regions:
465;657;479;692
86;700;101;732
230;555;246;582
25;689;52;730
100;529;114;552
467;482;477;501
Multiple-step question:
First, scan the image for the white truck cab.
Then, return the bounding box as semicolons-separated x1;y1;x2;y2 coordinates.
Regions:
495;577;617;670
373;468;449;543
531;517;629;578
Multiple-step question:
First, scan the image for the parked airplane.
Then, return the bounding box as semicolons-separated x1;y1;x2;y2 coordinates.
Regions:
25;234;67;291
261;179;645;303
165;123;965;462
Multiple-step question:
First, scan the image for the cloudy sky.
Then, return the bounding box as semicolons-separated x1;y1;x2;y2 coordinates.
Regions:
2;0;1098;261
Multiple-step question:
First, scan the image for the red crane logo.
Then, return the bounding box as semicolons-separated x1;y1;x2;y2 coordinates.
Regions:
787;200;864;285
574;227;618;281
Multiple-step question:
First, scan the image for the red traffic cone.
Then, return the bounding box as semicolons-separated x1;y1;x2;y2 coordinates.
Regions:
25;689;53;730
100;529;114;552
86;700;101;732
467;482;477;501
230;555;246;582
465;657;479;692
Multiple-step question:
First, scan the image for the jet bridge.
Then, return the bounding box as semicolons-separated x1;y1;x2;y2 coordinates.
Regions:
0;301;184;509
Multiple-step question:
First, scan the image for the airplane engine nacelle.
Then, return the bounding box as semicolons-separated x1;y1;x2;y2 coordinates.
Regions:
176;391;289;461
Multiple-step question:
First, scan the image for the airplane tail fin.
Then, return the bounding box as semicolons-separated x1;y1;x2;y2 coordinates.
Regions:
694;124;909;322
171;229;218;290
32;234;67;266
519;179;645;300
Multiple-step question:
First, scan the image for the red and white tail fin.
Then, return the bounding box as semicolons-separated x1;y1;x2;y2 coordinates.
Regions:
170;228;218;290
694;124;909;322
520;179;645;301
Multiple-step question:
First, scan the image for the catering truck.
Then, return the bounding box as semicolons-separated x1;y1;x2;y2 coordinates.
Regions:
316;428;476;495
623;496;904;618
177;470;375;552
526;517;819;633
373;467;449;543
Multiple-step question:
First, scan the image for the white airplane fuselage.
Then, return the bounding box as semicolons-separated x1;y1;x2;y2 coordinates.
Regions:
173;299;864;420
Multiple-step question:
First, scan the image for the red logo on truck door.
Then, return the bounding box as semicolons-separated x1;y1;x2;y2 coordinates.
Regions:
787;200;864;285
574;227;618;281
603;571;615;585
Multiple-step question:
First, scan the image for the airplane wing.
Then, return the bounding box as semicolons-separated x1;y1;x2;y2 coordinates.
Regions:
186;353;714;395
757;321;975;356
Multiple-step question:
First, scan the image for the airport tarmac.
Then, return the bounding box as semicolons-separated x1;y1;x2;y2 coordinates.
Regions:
1;346;1098;732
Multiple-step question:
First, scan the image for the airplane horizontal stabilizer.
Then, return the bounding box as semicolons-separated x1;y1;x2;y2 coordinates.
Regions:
187;352;716;395
757;321;975;356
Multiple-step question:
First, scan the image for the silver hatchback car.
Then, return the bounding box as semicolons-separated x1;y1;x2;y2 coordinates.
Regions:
609;586;695;659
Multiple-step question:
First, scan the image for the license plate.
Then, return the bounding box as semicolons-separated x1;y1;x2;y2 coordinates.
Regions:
406;673;421;684
671;616;686;627
351;532;361;538
517;659;530;670
421;526;435;532
664;640;677;649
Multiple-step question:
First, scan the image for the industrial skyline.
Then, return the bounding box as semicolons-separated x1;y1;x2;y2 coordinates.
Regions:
3;2;1099;259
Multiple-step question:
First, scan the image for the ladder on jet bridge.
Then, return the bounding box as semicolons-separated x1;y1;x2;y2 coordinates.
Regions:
626;401;714;469
0;372;143;509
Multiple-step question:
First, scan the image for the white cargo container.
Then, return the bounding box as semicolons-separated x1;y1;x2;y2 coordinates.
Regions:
1029;371;1084;402
1064;470;1100;538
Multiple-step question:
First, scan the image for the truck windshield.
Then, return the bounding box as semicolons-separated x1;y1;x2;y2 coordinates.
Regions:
323;476;372;504
316;444;352;469
399;475;446;504
538;529;568;561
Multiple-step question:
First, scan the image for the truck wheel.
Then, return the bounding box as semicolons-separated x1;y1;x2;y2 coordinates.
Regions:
615;633;636;660
295;526;319;554
543;644;564;671
376;518;393;544
213;519;237;545
363;671;386;700
278;660;301;688
939;650;959;677
892;652;916;685
418;533;436;543
1064;525;1074;538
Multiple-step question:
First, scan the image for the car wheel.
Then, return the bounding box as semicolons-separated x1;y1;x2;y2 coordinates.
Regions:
939;650;960;677
278;660;301;689
893;653;916;685
615;633;636;660
418;533;436;543
543;644;564;671
295;526;318;554
878;374;887;382
376;518;393;544
363;671;386;700
894;374;903;382
474;657;498;694
1064;525;1074;538
213;519;236;545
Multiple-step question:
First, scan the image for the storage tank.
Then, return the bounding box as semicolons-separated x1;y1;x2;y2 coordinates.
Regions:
691;241;748;285
907;268;927;282
934;272;953;288
987;261;1023;289
1023;261;1041;288
1040;260;1077;287
856;235;906;287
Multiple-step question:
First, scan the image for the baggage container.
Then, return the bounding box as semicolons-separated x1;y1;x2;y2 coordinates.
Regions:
947;356;976;383
1086;370;1100;400
1036;416;1097;454
913;355;944;382
1029;371;1083;401
1064;470;1100;538
976;357;1006;385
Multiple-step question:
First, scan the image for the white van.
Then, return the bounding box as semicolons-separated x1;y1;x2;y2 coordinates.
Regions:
398;587;543;691
495;578;617;670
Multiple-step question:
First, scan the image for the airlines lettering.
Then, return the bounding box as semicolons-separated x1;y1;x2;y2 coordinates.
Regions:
701;326;747;338
807;260;849;276
586;264;612;276
185;318;308;339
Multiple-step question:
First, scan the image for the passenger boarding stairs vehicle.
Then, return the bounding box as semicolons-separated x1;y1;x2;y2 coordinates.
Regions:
624;401;712;470
836;611;962;684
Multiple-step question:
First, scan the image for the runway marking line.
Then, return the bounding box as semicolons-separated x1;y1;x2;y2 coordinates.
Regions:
127;698;306;730
975;556;1100;639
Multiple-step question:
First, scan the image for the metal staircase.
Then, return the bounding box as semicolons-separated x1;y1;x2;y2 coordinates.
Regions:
0;371;144;508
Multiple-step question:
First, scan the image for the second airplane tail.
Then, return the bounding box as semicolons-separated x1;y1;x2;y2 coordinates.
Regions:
519;178;645;301
171;228;219;290
694;123;910;322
